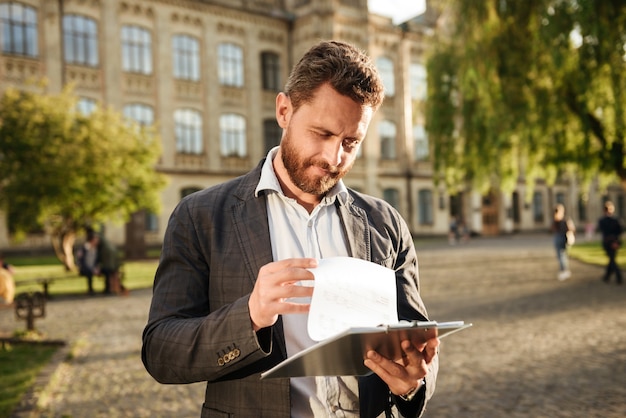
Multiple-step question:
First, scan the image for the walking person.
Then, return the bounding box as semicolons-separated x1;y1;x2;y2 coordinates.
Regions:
597;201;623;284
552;204;575;281
142;40;439;418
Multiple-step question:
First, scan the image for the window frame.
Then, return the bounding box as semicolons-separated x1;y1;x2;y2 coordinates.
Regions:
218;42;244;87
0;2;38;57
121;25;153;75
174;108;203;154
172;33;200;81
63;14;98;67
220;113;247;157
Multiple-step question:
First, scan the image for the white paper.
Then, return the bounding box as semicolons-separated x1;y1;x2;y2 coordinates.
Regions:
307;257;398;341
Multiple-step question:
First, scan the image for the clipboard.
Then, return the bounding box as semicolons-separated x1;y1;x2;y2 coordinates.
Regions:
260;320;472;379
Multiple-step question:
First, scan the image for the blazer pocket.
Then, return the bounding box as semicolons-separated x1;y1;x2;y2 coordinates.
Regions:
201;405;232;418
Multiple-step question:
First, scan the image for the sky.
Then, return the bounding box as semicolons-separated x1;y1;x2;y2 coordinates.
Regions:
368;0;427;24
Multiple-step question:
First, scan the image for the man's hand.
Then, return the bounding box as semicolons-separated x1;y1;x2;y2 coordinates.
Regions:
249;258;318;331
363;337;439;398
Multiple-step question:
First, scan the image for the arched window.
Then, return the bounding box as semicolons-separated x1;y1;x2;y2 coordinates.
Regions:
121;25;152;74
410;62;427;101
220;114;246;157
175;109;203;154
413;124;429;161
63;14;98;66
77;97;97;115
124;103;154;126
383;188;400;211
379;120;397;160
0;2;38;56
263;118;281;153
261;51;280;91
377;57;395;97
181;187;202;199
218;43;243;87
418;189;433;225
172;34;200;81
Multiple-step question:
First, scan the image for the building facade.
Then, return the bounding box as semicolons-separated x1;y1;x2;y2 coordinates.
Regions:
0;0;623;251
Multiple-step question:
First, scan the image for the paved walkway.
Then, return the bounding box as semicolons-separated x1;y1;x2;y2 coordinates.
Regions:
1;234;625;417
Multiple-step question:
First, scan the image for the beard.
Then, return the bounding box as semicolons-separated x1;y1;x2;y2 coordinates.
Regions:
280;128;353;196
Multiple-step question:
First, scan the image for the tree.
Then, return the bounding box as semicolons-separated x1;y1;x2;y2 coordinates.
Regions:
0;84;167;270
427;0;626;198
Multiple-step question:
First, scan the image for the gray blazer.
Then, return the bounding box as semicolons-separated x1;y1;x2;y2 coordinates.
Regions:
142;161;438;418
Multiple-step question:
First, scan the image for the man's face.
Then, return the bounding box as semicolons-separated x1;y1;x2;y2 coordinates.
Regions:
275;83;373;197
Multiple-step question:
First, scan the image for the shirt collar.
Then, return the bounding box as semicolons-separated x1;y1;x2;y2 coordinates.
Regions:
255;146;349;205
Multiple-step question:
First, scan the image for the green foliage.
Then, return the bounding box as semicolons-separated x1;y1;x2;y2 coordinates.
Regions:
0;84;167;237
427;0;626;197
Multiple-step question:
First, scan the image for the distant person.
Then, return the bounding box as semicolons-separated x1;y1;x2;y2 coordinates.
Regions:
597;201;623;284
551;204;575;281
98;236;126;295
0;252;15;304
449;216;459;245
76;230;100;295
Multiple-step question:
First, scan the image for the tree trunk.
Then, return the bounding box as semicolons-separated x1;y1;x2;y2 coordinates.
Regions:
50;231;76;271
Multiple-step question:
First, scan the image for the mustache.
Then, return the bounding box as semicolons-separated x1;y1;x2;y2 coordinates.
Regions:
306;159;340;175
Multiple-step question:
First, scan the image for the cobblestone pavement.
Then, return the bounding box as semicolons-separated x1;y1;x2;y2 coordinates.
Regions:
1;234;625;417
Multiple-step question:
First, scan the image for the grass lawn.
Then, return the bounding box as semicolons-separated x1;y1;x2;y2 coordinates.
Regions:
0;343;58;418
2;252;160;417
11;255;159;296
568;239;626;268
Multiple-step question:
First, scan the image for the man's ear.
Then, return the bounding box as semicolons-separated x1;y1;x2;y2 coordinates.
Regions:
275;92;291;129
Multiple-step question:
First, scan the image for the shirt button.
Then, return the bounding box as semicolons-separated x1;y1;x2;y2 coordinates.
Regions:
331;405;339;412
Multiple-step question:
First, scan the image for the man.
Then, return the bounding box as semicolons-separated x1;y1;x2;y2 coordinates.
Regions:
142;40;439;417
597;201;623;284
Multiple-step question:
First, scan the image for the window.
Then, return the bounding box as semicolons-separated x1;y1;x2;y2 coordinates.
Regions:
145;212;158;232
181;187;201;199
220;114;246;157
379;120;397;160
410;62;427;101
124;103;154;126
533;191;544;223
0;2;38;56
418;189;433;225
261;51;280;91
383;188;400;211
414;124;429;160
218;43;243;87
77;97;97;115
377;57;395;97
63;14;98;66
263;118;281;153
175;109;203;154
172;34;199;81
121;25;152;74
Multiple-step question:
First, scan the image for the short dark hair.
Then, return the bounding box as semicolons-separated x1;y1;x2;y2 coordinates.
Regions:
283;40;384;112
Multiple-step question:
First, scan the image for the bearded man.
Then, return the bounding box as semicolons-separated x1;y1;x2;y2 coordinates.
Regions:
142;40;439;418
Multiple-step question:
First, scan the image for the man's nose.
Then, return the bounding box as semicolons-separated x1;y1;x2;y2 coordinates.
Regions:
323;140;343;167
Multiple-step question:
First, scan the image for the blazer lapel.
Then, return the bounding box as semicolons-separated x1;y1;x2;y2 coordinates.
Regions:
230;165;287;359
337;197;371;261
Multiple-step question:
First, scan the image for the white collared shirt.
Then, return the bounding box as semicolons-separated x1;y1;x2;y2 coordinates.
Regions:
255;147;359;418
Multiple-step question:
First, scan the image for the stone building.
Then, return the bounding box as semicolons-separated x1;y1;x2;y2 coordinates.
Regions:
0;0;622;251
